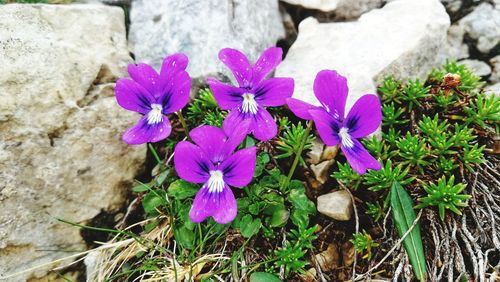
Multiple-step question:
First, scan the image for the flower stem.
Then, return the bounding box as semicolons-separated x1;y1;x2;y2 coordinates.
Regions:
282;120;314;190
176;111;192;141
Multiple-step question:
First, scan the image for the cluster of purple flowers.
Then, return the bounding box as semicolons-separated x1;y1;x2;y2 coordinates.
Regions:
116;47;381;224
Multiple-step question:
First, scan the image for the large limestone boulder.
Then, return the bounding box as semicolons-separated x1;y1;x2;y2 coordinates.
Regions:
0;4;144;281
276;0;450;110
128;0;285;82
281;0;383;19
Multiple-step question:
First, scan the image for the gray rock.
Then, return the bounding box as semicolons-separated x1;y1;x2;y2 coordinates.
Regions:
317;190;353;221
490;55;500;83
485;83;500;95
459;59;492;77
276;0;450;110
0;4;144;281
128;0;285;82
281;0;383;19
310;160;334;184
437;24;469;63
459;3;500;54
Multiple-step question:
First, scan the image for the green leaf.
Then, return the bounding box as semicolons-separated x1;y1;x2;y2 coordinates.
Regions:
132;183;151;193
249;272;282;282
156;170;169;185
239;215;262;238
173;225;195;249
391;181;427;281
142;192;164;214
288;189;316;214
269;205;290;227
167;180;199;200
290;209;309;228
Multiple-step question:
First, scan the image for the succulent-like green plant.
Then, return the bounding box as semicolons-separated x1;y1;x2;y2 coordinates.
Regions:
429;60;482;92
351;230;379;260
379;76;401;103
332;162;362;189
187;88;226;126
276;122;314;167
401;79;429;111
415;175;471;220
382;103;408;127
364;159;414;191
459;143;485;172
396;132;430;171
464;93;500;130
366;201;385;222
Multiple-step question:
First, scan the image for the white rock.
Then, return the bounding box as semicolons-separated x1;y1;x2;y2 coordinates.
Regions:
281;0;383;18
459;59;492;77
437;24;469;63
310;160;334;184
490;55;500;83
485;83;500;95
0;4;144;281
459;3;500;54
276;0;450;110
128;0;284;82
317;190;353;221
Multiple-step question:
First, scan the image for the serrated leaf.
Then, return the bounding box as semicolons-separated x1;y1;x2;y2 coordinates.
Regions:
288;189;316;214
249;272;282;282
167;179;199;200
391;181;427;281
269;205;289;227
239;215;261;238
142;192;164;214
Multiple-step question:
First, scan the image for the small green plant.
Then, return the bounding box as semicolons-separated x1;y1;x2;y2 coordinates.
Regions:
396;132;430;171
430;60;482;91
382;103;408;127
378;76;401;103
276;122;314;167
187;88;226;126
364;159;414;192
273;225;317;277
366;201;385;222
332;162;362;190
464;93;500;130
351;230;379;260
401;79;429;111
415;175;471;220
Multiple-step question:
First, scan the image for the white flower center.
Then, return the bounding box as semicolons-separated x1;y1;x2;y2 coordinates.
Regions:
241;93;258;114
147;104;163;125
207;170;225;193
339;127;354;148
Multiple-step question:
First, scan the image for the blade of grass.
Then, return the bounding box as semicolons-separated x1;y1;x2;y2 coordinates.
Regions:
390;181;427;281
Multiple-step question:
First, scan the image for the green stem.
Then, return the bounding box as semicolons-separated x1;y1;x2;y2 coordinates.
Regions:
148;143;166;172
282;120;314;190
176;111;192;141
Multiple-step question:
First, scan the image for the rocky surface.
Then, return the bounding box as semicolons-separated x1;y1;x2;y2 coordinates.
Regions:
0;4;144;281
317;190;353;221
276;0;450;110
490;55;500;83
438;24;469;62
281;0;383;19
459;59;492;77
458;3;500;55
128;0;284;83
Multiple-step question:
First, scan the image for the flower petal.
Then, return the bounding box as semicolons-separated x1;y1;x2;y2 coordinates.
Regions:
219;48;252;88
160;53;188;79
252;47;282;85
160;71;191;114
308;109;341;146
220;147;256;188
341;138;381;174
189;125;227;163
115;78;154;114
174;141;213;183
251;107;278;141
128;63;160;96
189;185;237;224
345;94;382;138
313;70;348;120
254;77;294;107
122;115;172;145
207;78;244;110
286;98;319;120
223;109;251;137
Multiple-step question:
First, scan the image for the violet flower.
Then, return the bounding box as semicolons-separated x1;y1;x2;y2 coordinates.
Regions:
207;47;294;141
286;70;382;174
174;124;256;224
115;54;191;144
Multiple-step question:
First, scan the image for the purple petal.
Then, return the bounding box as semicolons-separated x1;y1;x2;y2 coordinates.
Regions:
174;141;213;183
223;118;251;154
341;138;381;174
122;115;171;145
223;109;252;137
128;63;160;96
189;185;237;224
220;147;256;188
160;71;191;114
308;109;341;146
189;125;227;163
115;78;154;114
218;48;252;88
286;98;319;121
313;70;348;120
252;47;282;85
254;77;294;107
345;94;382;138
160;53;188;79
251;107;278;141
207;78;244;110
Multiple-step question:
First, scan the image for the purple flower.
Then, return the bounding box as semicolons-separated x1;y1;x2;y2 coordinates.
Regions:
174;124;256;224
286;70;382;174
115;54;191;145
208;47;294;141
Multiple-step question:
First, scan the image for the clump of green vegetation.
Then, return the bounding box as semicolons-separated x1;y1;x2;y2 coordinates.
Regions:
351;230;379;260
